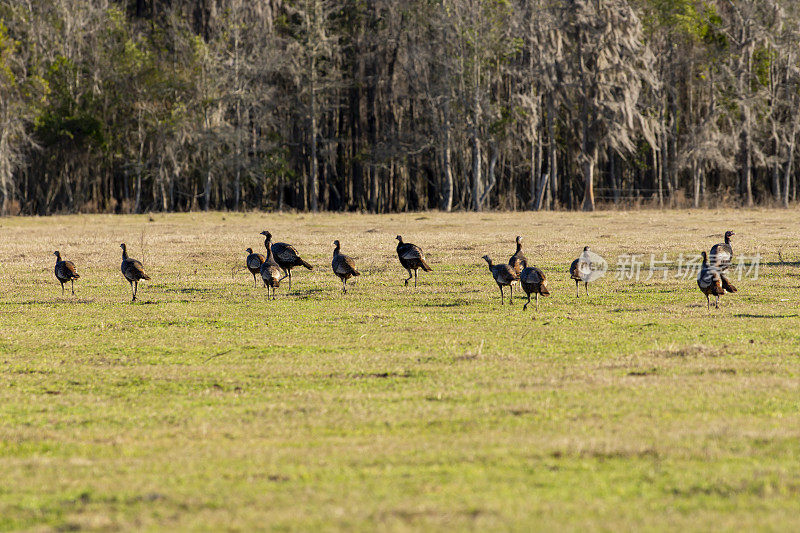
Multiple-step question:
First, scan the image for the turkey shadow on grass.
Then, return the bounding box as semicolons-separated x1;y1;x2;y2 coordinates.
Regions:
164;287;214;294
289;288;327;298
734;313;799;319
1;299;95;305
763;261;800;268
326;370;422;380
61;298;96;305
421;300;469;307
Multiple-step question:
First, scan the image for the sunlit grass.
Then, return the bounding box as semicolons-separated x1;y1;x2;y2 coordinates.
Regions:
2;209;800;530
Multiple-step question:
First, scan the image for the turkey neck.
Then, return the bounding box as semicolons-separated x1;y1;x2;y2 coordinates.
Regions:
725;234;732;245
121;248;128;260
515;242;522;253
333;244;340;257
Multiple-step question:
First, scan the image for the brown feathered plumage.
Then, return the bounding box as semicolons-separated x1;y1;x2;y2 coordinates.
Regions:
709;230;735;272
396;235;432;287
483;255;519;305
569;246;592;297
332;240;360;293
508;236;528;276
520;266;549;311
120;243;150;302
698;251;726;309
259;233;282;300
54;251;80;295
261;231;313;291
720;274;737;294
245;247;266;287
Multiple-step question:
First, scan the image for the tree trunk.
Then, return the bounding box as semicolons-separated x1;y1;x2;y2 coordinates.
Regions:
479;143;498;208
366;51;379;213
234;101;242;210
784;127;797;208
233;14;242;211
772;162;781;203
134;115;144;213
530;128;537;209
471;127;482;212
441;101;453;212
310;74;319;212
204;154;212;212
661;119;672;206
576;22;595;212
0;168;8;217
611;152;619;205
160;168;168;211
547;102;558;210
654;145;662;207
135;168;142;214
670;96;679;202
531;113;543;210
534;173;549;211
471;66;482;212
306;4;320;214
1;130;10;216
741;124;753;207
581;153;595;212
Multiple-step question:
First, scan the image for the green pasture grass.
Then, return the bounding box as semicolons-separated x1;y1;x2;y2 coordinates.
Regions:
1;209;800;531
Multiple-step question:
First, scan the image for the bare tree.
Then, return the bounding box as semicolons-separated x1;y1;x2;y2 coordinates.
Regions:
0;20;42;215
556;0;660;211
282;0;340;212
444;0;516;211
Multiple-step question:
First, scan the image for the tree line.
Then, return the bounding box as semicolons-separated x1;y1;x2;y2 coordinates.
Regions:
1;0;799;215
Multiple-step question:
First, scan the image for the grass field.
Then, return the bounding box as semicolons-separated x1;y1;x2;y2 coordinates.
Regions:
2;209;800;531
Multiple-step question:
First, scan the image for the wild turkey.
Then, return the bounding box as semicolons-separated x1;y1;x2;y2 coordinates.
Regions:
259;232;283;300
709;230;735;272
698;251;737;309
245;247;265;287
520;266;549;311
120;243;151;302
261;231;313;291
331;240;360;293
569;246;592;297
396;235;432;287
508;236;528;276
53;251;80;295
483;255;519;304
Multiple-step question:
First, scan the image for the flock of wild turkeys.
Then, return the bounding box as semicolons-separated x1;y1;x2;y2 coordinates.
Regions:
51;230;738;310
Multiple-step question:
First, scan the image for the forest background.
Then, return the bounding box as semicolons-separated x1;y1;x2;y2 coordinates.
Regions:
1;0;798;215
